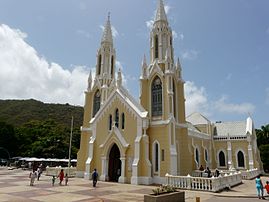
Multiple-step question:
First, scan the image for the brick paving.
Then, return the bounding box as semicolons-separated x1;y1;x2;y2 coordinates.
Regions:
0;167;267;202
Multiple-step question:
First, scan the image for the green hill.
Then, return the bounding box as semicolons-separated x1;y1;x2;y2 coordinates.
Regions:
0;99;84;159
0;99;83;128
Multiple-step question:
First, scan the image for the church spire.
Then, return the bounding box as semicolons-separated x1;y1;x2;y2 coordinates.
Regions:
87;70;92;91
101;12;113;44
154;0;168;22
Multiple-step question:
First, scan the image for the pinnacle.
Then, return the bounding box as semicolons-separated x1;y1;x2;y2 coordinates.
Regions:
101;12;113;43
155;0;168;22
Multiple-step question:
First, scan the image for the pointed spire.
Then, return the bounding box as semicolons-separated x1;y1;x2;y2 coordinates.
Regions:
101;12;113;43
155;0;168;22
176;57;182;71
141;54;148;79
142;54;147;67
87;70;92;91
117;68;122;86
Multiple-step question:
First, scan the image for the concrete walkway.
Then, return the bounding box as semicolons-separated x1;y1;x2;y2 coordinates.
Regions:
0;167;267;202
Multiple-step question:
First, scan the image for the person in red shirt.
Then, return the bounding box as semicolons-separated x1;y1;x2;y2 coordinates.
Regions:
58;169;64;185
265;181;269;194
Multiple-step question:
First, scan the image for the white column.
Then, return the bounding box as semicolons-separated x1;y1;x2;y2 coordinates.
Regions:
248;144;254;169
227;140;232;168
119;157;126;183
100;156;108;181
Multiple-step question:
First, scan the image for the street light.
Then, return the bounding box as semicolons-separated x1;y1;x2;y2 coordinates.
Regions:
68;116;73;176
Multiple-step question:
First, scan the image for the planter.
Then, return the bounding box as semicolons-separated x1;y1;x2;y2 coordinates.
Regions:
144;191;185;202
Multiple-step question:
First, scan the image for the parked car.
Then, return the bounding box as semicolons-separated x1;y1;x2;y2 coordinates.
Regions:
0;158;8;166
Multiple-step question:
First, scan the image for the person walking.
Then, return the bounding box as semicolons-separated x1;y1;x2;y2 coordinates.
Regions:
58;169;64;185
92;168;98;187
29;169;37;186
37;167;42;181
255;175;265;199
65;173;68;186
52;175;56;186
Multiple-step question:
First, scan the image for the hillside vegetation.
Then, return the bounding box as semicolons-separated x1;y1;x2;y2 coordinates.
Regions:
0;99;83;159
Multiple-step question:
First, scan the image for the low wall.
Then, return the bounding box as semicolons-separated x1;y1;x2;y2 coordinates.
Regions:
165;172;242;192
241;168;261;180
45;167;76;177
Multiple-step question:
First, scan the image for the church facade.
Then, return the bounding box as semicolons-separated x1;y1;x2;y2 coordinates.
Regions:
76;0;263;185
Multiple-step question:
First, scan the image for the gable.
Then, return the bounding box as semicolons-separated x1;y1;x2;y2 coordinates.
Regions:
90;87;148;125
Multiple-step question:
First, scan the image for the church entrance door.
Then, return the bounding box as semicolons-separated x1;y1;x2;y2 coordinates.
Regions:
108;144;121;182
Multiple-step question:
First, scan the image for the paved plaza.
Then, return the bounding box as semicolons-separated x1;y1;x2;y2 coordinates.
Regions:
0;167;268;202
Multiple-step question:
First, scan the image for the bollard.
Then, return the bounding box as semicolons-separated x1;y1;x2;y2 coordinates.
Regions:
196;196;200;202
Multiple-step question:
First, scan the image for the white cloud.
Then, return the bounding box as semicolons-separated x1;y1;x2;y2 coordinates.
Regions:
146;20;154;30
185;81;209;116
164;5;171;14
181;50;198;60
266;88;269;105
214;96;255;114
0;24;88;105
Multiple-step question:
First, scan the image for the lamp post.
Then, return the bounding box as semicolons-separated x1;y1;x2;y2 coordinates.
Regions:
68;116;73;176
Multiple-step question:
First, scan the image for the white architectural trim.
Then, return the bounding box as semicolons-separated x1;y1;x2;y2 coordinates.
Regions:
100;126;129;149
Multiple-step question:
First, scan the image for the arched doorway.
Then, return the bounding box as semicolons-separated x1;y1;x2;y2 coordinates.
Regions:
108;144;121;182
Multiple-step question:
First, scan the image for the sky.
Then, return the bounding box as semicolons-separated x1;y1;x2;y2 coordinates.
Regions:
0;0;268;128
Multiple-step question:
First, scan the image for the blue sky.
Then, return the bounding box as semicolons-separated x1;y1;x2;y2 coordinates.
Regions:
0;0;268;128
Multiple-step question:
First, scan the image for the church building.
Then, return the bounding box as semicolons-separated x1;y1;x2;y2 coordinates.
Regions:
76;0;263;185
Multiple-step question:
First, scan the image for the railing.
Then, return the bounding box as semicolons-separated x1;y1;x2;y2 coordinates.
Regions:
241;168;261;180
165;172;242;192
45;166;76;177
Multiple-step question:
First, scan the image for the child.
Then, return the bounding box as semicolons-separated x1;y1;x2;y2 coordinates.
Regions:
52;176;56;186
29;169;37;186
65;173;68;186
265;181;269;194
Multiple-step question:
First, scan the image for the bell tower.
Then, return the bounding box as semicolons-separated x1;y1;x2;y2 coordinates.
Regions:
94;13;116;105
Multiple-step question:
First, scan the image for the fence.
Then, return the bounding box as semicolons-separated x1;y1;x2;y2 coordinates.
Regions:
165;172;242;192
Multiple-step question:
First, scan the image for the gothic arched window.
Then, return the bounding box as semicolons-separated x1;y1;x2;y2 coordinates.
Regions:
195;148;199;165
153;141;160;172
173;81;176;118
98;55;102;75
121;113;125;130
111;56;114;76
237;151;245;168
205;149;208;162
109;114;112;130
219;151;226;167
154;35;158;59
152;77;162;117
115;108;119;128
93;90;101;117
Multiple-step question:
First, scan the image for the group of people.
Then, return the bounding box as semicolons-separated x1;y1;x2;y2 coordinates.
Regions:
199;165;220;178
29;168;68;186
255;175;269;199
29;165;43;186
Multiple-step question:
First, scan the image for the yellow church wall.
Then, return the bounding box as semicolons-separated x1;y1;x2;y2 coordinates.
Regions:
77;92;93;172
231;141;249;169
175;83;186;123
148;125;170;177
92;97;139;182
175;127;192;175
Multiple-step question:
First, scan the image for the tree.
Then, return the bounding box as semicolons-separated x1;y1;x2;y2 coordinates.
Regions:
0;122;17;158
256;124;269;172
